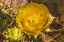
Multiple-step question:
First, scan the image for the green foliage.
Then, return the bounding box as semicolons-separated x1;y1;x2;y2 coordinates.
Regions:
0;10;12;31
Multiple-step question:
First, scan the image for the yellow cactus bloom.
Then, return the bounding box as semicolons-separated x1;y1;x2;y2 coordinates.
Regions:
16;3;55;37
4;27;23;41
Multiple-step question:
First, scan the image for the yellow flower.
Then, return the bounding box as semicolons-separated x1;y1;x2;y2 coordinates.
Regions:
4;27;23;41
16;3;55;37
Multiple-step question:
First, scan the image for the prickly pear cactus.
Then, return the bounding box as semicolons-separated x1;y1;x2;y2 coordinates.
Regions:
0;9;12;32
16;3;55;37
